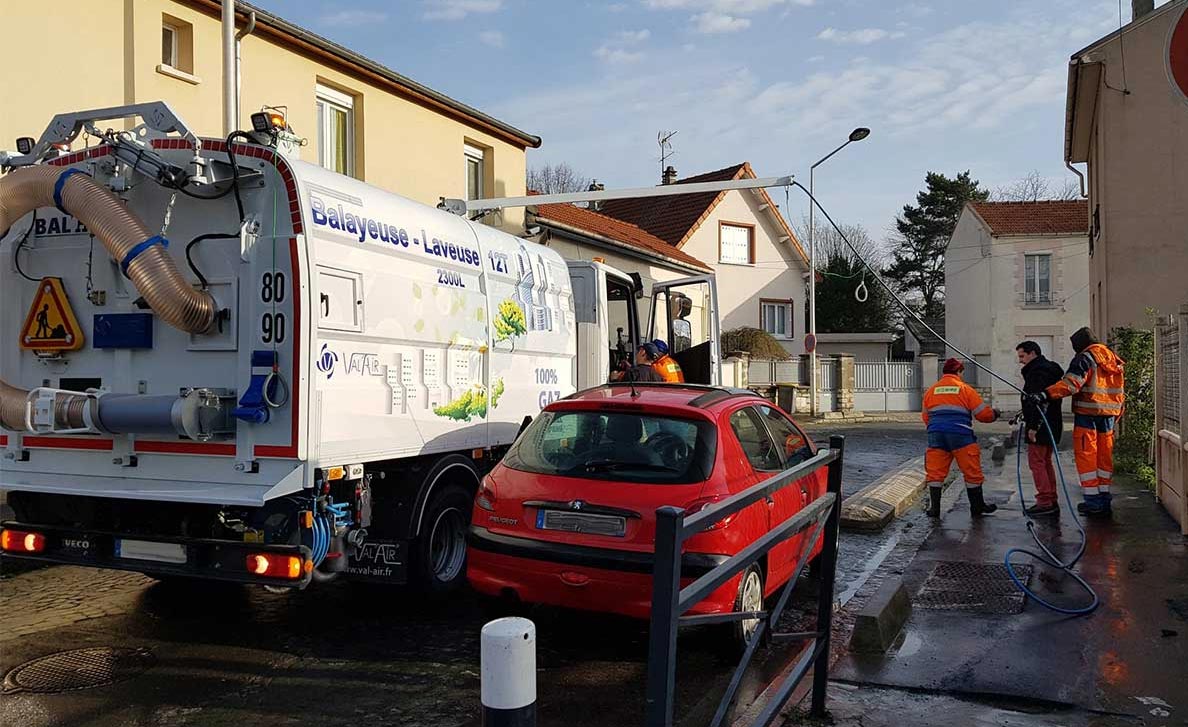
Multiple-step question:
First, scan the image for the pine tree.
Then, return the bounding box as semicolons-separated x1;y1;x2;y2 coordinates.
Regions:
884;171;988;319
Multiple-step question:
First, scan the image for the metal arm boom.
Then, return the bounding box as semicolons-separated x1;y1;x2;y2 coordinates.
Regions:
440;174;794;216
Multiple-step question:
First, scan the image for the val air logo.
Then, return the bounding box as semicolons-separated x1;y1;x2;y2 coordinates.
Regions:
317;344;339;378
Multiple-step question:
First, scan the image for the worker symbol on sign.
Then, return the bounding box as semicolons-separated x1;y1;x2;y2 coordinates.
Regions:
19;278;84;352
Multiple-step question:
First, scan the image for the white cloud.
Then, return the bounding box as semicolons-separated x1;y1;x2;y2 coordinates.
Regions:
693;11;751;33
807;54;825;62
478;30;505;48
645;0;812;12
897;2;933;17
422;0;502;21
606;2;630;11
319;10;389;26
594;29;652;64
817;27;906;44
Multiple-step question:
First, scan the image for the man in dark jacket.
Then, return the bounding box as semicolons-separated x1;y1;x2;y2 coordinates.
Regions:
1016;340;1064;516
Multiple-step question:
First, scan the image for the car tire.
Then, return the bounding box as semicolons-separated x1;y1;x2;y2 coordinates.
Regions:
720;564;766;656
412;482;472;595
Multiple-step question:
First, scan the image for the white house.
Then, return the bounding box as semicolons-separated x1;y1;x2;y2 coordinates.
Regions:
945;200;1090;406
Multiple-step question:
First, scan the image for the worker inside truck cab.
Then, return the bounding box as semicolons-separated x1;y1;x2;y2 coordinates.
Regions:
650;339;685;383
922;358;1001;518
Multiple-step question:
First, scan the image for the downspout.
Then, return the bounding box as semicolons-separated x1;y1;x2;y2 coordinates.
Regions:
235;10;256;128
222;0;237;136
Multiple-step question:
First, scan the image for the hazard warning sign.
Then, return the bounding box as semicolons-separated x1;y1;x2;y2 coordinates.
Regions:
20;278;84;352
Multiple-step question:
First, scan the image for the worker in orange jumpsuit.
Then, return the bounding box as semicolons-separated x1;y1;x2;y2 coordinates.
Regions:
650;339;685;383
1034;327;1125;518
923;358;1002;518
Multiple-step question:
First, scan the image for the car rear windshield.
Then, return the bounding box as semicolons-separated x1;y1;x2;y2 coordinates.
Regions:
504;410;718;484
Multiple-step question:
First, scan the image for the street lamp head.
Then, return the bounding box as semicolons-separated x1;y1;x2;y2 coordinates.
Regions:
849;127;871;142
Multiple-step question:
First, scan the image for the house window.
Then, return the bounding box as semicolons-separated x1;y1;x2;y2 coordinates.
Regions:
719;223;754;265
158;15;195;78
760;299;793;339
1024;254;1051;304
162;23;178;68
317;84;355;177
465;143;486;200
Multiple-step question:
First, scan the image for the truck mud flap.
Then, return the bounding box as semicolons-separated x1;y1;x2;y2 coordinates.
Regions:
344;538;409;583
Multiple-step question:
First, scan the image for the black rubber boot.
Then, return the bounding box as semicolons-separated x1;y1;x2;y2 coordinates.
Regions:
926;485;943;518
968;486;998;516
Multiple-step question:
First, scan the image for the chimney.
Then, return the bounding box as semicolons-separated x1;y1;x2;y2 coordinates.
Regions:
1132;0;1154;21
587;180;605;211
662;165;678;185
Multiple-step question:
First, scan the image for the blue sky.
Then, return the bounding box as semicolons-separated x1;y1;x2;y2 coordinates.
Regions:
249;0;1165;241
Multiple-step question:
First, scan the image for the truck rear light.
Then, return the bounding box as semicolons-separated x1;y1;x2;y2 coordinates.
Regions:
1;529;46;553
246;553;306;579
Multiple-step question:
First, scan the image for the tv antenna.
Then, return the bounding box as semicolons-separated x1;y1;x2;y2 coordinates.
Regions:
658;130;677;179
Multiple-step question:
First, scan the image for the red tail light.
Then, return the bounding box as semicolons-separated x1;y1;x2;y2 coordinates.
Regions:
476;475;498;512
0;528;46;553
246;553;307;579
684;497;734;532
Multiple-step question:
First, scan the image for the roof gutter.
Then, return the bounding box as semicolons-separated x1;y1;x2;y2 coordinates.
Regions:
534;218;713;275
183;0;541;148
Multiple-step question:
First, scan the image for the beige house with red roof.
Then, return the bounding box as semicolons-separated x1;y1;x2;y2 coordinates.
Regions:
530;163;811;356
945;200;1090;405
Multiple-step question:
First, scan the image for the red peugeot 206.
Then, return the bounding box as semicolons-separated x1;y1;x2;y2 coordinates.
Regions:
467;383;826;646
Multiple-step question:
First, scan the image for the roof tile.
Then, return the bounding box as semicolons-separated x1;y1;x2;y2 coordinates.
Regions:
532;202;712;271
968;200;1089;236
598;164;748;246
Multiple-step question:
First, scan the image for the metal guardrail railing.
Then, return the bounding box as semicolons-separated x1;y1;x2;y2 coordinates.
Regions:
644;435;845;727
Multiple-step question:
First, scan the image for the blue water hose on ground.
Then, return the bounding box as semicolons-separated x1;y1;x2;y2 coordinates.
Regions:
1003;413;1099;615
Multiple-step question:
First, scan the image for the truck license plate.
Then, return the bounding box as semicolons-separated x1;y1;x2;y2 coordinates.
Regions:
115;539;187;564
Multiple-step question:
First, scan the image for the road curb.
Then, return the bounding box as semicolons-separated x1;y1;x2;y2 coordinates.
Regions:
839;455;928;531
847;577;911;653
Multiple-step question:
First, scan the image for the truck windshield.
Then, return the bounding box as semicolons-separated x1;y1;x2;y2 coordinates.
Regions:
504;410;717;484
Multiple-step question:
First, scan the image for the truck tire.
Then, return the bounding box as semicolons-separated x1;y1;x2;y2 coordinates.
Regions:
412;482;472;594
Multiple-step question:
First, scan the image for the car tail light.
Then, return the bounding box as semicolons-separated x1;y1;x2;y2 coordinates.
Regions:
0;528;46;553
684;497;734;532
246;553;306;580
476;475;498;512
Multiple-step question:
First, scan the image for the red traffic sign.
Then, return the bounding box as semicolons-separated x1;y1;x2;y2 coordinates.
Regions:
804;333;817;353
1171;4;1188;105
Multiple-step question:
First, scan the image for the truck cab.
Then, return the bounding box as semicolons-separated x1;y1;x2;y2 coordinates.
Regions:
567;261;720;390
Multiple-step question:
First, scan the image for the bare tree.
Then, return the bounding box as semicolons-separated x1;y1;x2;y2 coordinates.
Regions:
993;170;1083;202
793;216;887;270
527;163;592;195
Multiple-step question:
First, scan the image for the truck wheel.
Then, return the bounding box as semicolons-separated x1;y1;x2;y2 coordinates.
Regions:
413;483;472;594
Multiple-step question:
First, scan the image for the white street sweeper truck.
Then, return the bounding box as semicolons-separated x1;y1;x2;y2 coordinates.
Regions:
0;103;724;590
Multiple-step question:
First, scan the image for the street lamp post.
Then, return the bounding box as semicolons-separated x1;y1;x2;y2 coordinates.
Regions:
809;127;870;416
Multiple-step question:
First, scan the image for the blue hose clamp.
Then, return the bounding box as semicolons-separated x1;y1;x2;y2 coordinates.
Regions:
233;350;280;424
120;235;169;277
53;168;90;214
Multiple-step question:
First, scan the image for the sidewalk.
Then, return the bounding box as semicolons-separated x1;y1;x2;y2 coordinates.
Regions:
826;452;1188;725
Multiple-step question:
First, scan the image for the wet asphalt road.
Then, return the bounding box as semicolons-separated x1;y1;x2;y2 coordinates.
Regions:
0;421;937;727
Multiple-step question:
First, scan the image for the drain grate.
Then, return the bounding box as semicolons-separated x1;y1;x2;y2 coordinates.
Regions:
3;647;155;694
914;561;1033;615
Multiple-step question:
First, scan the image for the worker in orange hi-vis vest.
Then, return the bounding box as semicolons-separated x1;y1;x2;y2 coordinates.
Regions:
922;358;1002;518
1033;327;1125;518
650;339;685;383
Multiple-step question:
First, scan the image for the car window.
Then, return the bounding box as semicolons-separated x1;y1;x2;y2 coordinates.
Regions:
729;407;783;471
757;405;814;468
504;410;717;484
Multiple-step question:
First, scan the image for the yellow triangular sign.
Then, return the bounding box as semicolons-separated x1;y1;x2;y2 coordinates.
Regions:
20;277;84;352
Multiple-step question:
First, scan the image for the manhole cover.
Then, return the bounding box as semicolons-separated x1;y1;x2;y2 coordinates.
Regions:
3;647;155;694
915;561;1033;614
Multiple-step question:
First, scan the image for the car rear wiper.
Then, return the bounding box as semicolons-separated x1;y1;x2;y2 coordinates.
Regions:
581;459;679;473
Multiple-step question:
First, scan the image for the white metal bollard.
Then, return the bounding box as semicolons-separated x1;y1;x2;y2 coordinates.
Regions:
481;617;536;726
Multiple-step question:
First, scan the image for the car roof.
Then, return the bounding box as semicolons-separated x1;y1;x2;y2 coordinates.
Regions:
554;383;761;414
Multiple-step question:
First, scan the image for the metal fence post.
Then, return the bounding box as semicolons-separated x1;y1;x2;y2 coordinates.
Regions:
810;435;845;717
645;506;684;727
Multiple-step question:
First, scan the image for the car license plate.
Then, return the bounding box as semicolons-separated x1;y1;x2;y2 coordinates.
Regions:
115;539;187;564
536;510;626;537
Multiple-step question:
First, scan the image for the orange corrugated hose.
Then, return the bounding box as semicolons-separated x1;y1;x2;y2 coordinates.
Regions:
0;165;218;431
